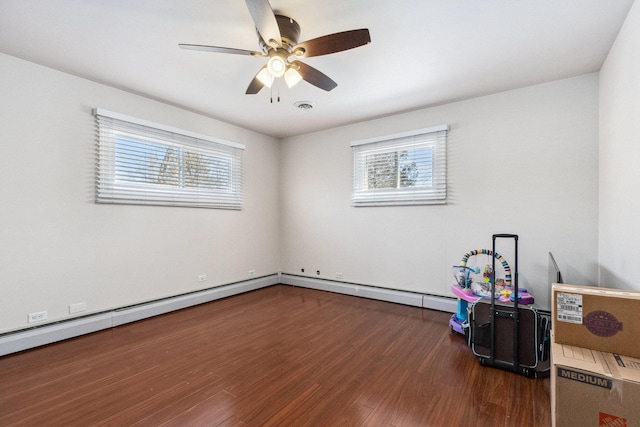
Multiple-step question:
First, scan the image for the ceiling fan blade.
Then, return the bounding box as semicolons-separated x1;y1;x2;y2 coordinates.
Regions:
246;66;267;94
292;61;337;91
245;0;281;47
179;44;262;56
292;29;371;58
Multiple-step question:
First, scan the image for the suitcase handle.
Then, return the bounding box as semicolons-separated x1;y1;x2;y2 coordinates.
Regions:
493;233;518;240
491;233;519;371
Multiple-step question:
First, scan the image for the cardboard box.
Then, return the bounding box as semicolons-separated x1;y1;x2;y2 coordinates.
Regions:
552;339;640;427
552;283;640;358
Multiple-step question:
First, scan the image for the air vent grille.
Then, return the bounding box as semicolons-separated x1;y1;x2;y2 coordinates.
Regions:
294;101;315;110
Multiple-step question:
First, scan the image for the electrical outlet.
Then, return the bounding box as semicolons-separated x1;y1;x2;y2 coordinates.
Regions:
197;274;207;282
69;302;87;314
336;272;344;280
248;270;256;278
28;311;47;323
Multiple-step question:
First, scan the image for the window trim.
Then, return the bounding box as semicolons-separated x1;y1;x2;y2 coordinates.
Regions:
351;125;448;207
94;108;245;150
94;108;245;210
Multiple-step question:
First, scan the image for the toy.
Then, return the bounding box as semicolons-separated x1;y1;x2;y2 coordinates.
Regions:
449;249;534;334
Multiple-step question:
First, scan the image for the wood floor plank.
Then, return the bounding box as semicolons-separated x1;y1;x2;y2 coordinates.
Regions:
0;285;550;426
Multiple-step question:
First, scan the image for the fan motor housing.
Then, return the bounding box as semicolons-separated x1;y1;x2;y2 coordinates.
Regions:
259;15;300;53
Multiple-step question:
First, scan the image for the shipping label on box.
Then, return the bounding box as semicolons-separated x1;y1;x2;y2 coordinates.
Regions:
552;284;640;358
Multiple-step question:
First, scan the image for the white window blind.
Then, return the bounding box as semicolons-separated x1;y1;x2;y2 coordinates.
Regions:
351;125;447;206
94;108;244;209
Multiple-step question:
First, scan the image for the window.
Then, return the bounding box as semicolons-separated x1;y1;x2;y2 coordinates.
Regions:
351;125;447;206
94;108;244;209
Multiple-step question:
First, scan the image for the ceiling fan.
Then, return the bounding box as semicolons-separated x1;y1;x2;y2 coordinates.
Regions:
179;0;371;94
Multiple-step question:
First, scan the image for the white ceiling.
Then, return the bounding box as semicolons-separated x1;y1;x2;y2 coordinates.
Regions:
0;0;634;139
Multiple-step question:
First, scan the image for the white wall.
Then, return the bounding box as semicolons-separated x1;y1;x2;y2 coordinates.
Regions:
0;46;609;335
599;1;640;291
0;53;281;333
280;74;600;311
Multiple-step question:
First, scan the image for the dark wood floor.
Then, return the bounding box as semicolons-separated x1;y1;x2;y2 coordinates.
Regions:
0;285;550;426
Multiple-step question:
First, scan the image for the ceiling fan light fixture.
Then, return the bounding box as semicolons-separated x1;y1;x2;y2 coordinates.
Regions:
267;56;286;77
256;67;274;87
284;67;302;88
180;2;371;95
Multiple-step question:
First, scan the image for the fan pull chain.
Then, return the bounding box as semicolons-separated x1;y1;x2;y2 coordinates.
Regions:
269;83;281;103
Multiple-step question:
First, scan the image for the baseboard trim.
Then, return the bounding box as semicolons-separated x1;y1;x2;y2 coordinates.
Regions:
112;277;277;327
1;274;457;357
0;313;114;358
422;293;458;313
0;275;279;357
280;274;457;313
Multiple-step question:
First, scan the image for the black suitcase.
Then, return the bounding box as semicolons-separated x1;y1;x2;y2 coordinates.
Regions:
468;234;551;378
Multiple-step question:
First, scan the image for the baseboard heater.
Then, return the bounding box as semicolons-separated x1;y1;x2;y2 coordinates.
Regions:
0;275;278;357
1;274;457;357
280;274;457;313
